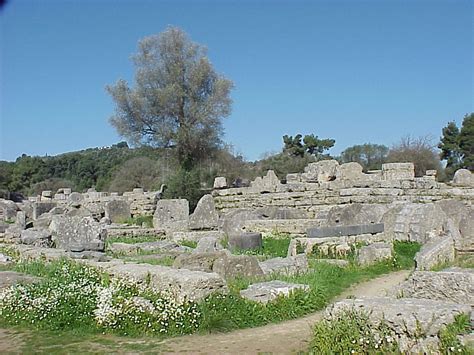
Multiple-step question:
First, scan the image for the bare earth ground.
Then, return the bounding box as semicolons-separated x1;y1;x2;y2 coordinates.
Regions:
0;270;410;354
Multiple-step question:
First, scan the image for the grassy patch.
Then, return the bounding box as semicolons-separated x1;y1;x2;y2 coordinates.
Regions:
179;240;197;249
439;313;472;354
1;241;419;341
431;254;474;271
118;215;153;228
106;235;163;246
232;234;292;260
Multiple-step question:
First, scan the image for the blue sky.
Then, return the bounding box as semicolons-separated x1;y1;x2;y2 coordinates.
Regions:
1;0;472;162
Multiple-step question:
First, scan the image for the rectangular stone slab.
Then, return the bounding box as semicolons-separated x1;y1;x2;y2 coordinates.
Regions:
306;223;384;238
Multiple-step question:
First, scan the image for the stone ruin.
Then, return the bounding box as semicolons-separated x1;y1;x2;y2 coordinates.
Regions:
0;160;473;351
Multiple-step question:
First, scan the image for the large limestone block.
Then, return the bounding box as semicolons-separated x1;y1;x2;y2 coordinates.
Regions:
250;170;281;193
397;269;474;306
153;199;189;233
0;271;42;290
107;263;226;301
458;210;474;251
325;203;389;226
20;229;52;248
173;251;228;272
49;215;107;252
189;194;219;230
32;202;57;220
383;203;447;243
415;236;455;271
382;162;415;181
213;176;227;189
329;297;471;338
307;224;384;238
0;199;18;221
240;280;309;303
212;254;264;280
452;169;474;186
336;162;364;181
302;160;339;183
220;209;263;237
193;236;224;253
357;242;392;266
105;200;131;223
228;232;262;251
259;254;308;276
67;192;84;207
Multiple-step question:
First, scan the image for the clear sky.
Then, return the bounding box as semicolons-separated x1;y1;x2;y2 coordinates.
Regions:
1;0;472;162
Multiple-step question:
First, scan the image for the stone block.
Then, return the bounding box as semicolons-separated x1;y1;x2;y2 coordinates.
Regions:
213;176;227;189
212;254;263;280
259;254;308;276
105;200;131;223
303;160;339;183
307;223;384;238
20;229;53;248
67;192;84;207
415;236;455;271
240;280;309;303
32;202;57;220
153;199;189;233
228;232;262;251
452;169;473;186
336;162;364;181
189;194;219;230
382;162;415;181
398;269;474;306
193;236;224;253
357;242;392;266
173;251;227;272
49;215;107;252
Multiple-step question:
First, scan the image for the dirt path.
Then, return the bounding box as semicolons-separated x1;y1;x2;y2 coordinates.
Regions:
0;270;410;354
162;270;411;354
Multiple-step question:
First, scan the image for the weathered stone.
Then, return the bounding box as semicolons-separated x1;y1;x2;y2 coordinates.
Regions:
415;235;455;271
173;251;228;272
325;204;389;226
228;232;262;251
0;199;18;221
32;213;53;229
67;192;84;207
212;254;264;280
0;271;42;290
105;200;131;223
100;216;112;225
385;203;447;243
41;190;52;199
458;210;474;252
213;176;227;189
15;211;26;230
193;236;223;253
397;269;474;306
255;206;307;220
220;209;263;237
244;219;321;235
4;225;21;243
49;215;107;251
329;297;471;338
259;254;308;276
189;194;219;230
307;223;384;238
250;170;281;193
302;160;339;183
382;162;415;181
65;206;93;218
285;173;301;183
336;162;364;181
425;169;437;177
0;253;12;266
240;280;309;303
49;206;66;215
20;229;52;247
106;263;226;301
32;202;56;220
452;169;474;186
153;199;189;233
357;242;392;266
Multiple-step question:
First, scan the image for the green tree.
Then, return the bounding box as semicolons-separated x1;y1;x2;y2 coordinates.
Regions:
438;121;462;177
340;143;388;171
107;27;233;170
458;113;474;171
283;134;335;159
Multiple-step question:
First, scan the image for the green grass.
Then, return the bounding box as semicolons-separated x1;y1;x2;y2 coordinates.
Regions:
118;215;154;228
106;235;163;246
232;235;292;260
0;241;420;341
179;240;198;249
439;313;472;354
431;254;474;271
392;240;421;269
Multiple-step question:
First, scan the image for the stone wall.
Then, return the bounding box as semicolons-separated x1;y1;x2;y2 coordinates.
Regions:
213;162;474;218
